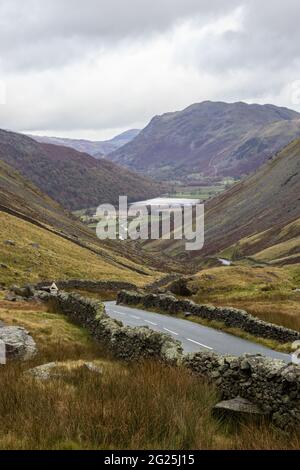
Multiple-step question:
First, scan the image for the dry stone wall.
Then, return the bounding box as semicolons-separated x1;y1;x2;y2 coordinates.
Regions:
117;290;300;344
183;352;300;430
38;291;182;363
35;280;137;292
36;289;300;430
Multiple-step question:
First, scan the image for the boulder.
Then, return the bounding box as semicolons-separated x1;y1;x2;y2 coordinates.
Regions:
0;326;37;361
26;361;103;381
4;292;19;302
213;396;267;419
168;277;196;297
26;362;57;380
11;285;34;299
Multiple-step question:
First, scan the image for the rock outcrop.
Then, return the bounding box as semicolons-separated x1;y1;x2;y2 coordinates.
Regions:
0;326;37;361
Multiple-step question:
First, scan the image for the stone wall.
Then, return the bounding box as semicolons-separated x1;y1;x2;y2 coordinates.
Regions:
183;352;300;430
37;289;300;429
117;290;300;344
38;290;182;363
35;279;137;293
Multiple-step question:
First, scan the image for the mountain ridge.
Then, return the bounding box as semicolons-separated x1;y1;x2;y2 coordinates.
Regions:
108;101;300;181
28;128;140;157
0;129;163;211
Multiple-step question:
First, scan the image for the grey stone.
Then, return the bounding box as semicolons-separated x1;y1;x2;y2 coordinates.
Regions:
0;326;37;361
29;243;40;249
213;397;267;417
4;293;18;302
83;362;103;374
26;362;57;380
26;361;103;381
211;370;221;378
240;359;251;370
11;285;34;298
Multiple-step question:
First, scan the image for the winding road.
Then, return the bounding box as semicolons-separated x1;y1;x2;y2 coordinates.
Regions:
104;301;291;363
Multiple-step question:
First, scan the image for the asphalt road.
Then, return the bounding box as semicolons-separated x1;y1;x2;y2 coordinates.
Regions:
104;301;291;363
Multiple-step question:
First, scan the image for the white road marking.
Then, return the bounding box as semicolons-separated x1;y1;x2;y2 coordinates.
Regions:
144;320;158;326
186;338;213;350
130;315;140;320
111;310;126;315
163;328;179;336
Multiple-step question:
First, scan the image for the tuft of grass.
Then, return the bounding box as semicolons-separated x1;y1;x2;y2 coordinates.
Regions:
1;360;300;450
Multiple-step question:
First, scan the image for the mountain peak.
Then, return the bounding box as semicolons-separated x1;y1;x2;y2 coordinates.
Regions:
108;101;300;181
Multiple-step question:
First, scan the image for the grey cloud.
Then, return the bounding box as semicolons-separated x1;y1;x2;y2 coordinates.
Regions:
0;0;239;71
175;0;300;75
1;0;300;137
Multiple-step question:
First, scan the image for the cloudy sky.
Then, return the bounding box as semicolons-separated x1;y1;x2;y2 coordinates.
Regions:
0;0;300;140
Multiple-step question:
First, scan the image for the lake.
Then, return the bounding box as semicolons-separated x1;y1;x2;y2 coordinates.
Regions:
132;197;200;207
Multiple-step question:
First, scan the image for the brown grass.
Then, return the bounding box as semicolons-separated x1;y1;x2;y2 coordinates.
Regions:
190;265;300;332
0;299;299;450
1;360;300;450
212;299;300;332
0;212;156;287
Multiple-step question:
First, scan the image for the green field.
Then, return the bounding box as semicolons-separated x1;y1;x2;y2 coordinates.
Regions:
166;178;236;201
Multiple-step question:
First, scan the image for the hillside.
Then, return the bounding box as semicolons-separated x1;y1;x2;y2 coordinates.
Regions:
202;138;300;262
29;129;140;157
0;158;159;286
139;137;300;266
0;129;163;211
108;101;300;181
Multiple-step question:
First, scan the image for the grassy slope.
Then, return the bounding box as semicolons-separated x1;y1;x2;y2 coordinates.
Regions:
187;265;300;331
0;298;299;450
0;129;164;211
0;212;155;286
219;217;300;266
141;137;300;266
201;138;300;259
0;158;161;286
